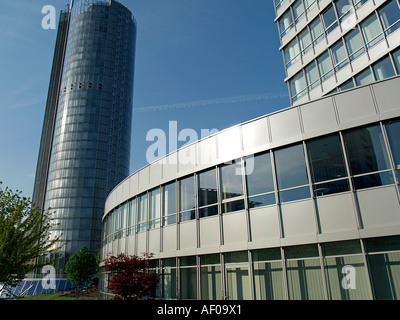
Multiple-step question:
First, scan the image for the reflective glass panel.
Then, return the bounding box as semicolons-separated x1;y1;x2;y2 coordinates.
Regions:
245;153;274;196
290;72;307;101
310;18;325;45
373;56;396;80
299;28;312;55
180;175;195;212
199;205;218;218
221;199;245;214
164;182;176;215
274;144;309;189
313;179;350;197
355;68;373;86
220;162;244;200
149;188;161;220
385;119;400;166
293;0;305;22
392;48;400;73
331;40;348;71
198;168;218;207
307;134;347;183
279;186;311;202
345;29;365;60
343;125;391;175
322;5;338;33
353;171;394;190
378;0;400;35
361;14;384;48
280;10;294;37
305;62;320;90
317;51;334;81
248;193;276;208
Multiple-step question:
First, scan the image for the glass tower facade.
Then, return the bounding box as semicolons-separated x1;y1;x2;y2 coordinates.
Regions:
36;0;136;273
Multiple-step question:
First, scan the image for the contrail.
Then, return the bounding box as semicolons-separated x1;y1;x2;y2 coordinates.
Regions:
133;91;289;113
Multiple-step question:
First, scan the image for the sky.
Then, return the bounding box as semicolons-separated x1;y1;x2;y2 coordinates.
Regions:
0;0;289;199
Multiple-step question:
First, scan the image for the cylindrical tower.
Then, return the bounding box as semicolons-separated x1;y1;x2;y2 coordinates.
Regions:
44;0;136;274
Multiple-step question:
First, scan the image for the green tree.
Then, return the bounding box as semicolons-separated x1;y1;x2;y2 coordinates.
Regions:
65;246;97;287
0;182;62;297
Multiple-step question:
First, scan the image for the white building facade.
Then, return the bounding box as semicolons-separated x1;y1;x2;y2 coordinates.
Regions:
99;77;400;300
275;0;400;105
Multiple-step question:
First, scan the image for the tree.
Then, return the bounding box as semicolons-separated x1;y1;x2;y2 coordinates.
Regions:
0;182;62;297
65;245;97;287
104;253;159;300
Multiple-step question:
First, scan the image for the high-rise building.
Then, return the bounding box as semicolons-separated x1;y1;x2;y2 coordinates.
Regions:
274;0;400;105
32;0;136;274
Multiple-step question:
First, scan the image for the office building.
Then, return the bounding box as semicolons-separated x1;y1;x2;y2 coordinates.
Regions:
274;0;400;105
32;0;136;274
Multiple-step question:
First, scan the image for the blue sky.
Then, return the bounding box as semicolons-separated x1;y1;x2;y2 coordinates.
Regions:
0;0;289;198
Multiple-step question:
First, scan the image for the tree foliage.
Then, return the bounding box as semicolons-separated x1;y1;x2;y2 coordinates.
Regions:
64;245;97;287
0;182;62;296
104;253;159;300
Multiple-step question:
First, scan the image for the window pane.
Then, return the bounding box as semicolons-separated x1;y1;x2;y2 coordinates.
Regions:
180;268;197;299
248;193;276;208
254;261;285;300
385;119;400;166
378;0;400;35
343;125;391;175
310;18;325;45
331;40;348;71
305;62;320;90
322;5;338;33
280;10;294;37
138;193;147;222
313;179;350;197
198;168;217;207
361;14;384;48
164;182;176;215
336;0;352;20
307;134;347;183
340;79;355;91
293;0;305;23
279;186;311;202
245;153;274;196
199;205;218;218
180;175;195;212
373;56;396;80
299;29;312;55
392;48;400;73
225;251;249;263
355;68;373;86
353;171;394;190
284;39;301;67
345;29;365;60
221;199;245;214
317;51;333;81
226;266;251;300
149;188;161;220
220;162;244;200
201;265;222;300
304;0;317;12
290;71;307;101
275;144;309;189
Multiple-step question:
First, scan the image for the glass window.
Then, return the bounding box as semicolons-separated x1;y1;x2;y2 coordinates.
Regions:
331;40;349;71
343;125;391;176
352;0;368;10
378;0;400;35
322;5;338;33
180;175;195;221
221;199;245;214
279;10;294;37
253;248;285;300
198;168;217;207
339;79;355;91
137;193;147;232
345;28;365;61
220;161;244;200
180;267;197;299
200;254;222;300
293;0;305;23
361;14;384;49
305;62;320;90
298;28;312;55
385;119;400;166
336;0;353;22
307;134;347;183
245;153;274;196
163;182;177;226
149;188;161;229
392;48;400;73
290;71;307;101
317;51;334;81
275;144;309;190
310;18;325;45
162;259;177;299
353;171;394;189
373;56;396;80
355;68;374;86
304;0;317;13
284;39;301;67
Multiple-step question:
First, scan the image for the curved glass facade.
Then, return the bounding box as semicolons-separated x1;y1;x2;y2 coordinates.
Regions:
44;0;136;272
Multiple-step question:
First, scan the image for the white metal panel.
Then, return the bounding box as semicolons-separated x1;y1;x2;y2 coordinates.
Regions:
269;107;302;146
179;221;197;250
357;186;400;229
199;216;220;248
136;232;147;256
161;153;178;182
162;225;177;253
316;193;358;234
149;160;162;189
126;234;135;255
148;229;161;254
373;77;400;114
249;206;281;242
241;117;269;155
196;136;217;171
137;166;150;194
281;200;317;238
217;127;242;163
222;211;248;245
178;144;196;176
